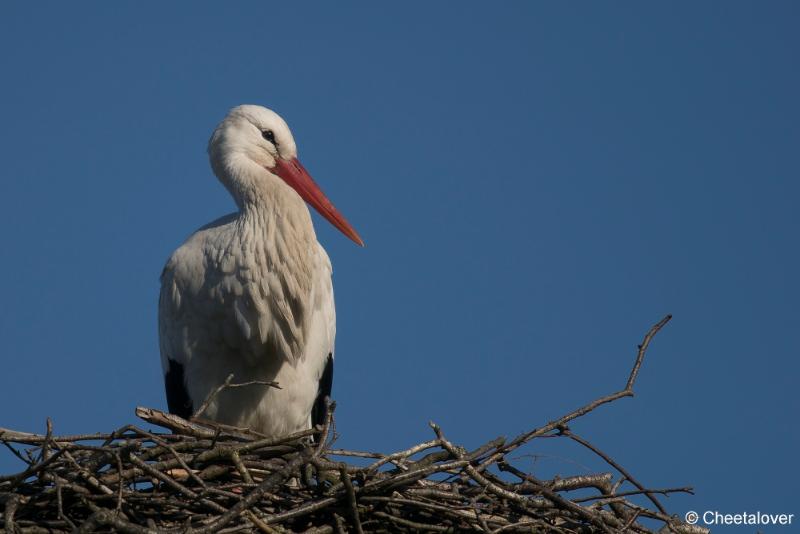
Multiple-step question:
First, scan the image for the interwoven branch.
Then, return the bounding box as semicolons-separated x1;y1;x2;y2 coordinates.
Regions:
0;315;707;533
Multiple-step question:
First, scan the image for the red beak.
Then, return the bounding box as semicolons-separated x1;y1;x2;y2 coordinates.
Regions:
272;157;364;246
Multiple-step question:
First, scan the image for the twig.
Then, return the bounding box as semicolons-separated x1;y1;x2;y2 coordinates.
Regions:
339;466;364;534
500;315;672;456
193;373;280;419
4;494;21;534
562;430;668;515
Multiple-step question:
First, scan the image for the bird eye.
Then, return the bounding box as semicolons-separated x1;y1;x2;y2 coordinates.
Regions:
261;129;276;145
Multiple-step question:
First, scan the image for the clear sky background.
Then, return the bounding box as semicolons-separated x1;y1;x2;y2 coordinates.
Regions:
1;2;797;530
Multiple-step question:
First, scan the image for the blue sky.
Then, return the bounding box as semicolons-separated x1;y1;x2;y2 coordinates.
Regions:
1;2;797;529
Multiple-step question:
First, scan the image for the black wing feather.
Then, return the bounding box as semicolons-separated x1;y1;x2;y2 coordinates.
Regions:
164;359;193;419
311;354;334;427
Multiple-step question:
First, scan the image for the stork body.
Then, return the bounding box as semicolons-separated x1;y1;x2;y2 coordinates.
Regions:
158;105;361;437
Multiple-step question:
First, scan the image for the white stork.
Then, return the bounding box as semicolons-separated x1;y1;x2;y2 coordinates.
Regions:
158;105;362;438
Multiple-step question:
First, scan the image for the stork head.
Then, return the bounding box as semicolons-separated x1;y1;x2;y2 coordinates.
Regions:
208;105;363;246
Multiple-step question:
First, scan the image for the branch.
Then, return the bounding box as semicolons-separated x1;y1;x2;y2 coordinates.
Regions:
193;373;281;419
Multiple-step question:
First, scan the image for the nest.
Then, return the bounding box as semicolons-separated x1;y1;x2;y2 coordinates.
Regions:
1;316;708;534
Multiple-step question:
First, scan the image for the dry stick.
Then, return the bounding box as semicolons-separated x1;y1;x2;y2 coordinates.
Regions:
193;373;281;420
615;499;703;533
333;513;347;534
235;427;318;452
497;460;634;530
360;459;471;493
60;449;115;495
195;451;313;533
571;486;694;504
619;509;642;533
1;447;65;486
339;466;364;534
0;429;113;444
103;442;295;487
433;423;618;534
261;495;340;525
501;314;672;456
98;419;313;486
471;497;493;533
360;495;508;527
138;405;299;442
129;425;208;490
40;418;54;465
231;450;255;484
126;454;227;514
195;403;336;533
4;494;21;534
371;510;454;532
245;510;279;533
549;473;613;492
135;406;221;439
54;474;77;530
490;519;564;534
76;509;157;534
563;429;669;515
364;439;441;472
0;442;32;468
315;399;336;456
326;449;385;459
114;452;125;512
